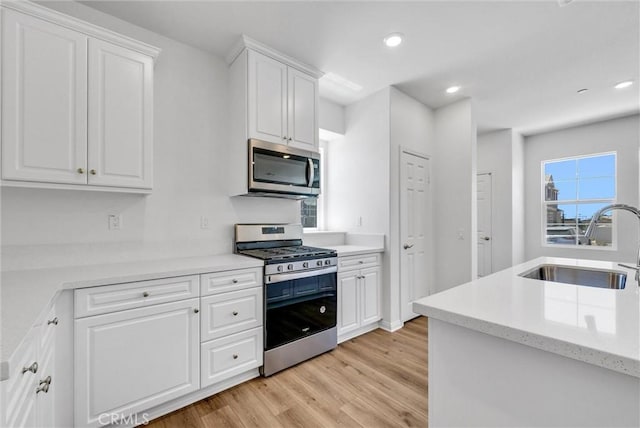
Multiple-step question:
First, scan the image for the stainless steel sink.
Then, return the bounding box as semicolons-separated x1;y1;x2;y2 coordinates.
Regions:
520;264;626;289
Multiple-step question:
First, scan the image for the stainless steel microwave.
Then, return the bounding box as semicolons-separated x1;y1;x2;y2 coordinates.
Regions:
248;139;320;198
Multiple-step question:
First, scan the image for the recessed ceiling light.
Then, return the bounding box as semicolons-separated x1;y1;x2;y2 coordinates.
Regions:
557;0;575;7
614;80;634;89
577;88;589;94
446;86;460;94
383;33;403;48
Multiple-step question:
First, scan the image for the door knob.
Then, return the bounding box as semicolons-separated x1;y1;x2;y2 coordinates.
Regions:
403;244;414;250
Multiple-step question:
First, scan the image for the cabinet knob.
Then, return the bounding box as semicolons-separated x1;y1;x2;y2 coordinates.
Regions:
47;317;59;326
282;136;287;140
36;380;50;394
233;354;238;360
359;261;364;264
90;169;97;175
77;168;85;174
232;311;238;316
232;279;238;284
288;137;292;142
143;292;149;298
22;362;38;375
40;375;52;385
194;308;199;314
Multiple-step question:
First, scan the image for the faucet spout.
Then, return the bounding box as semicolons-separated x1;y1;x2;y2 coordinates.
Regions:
585;203;640;285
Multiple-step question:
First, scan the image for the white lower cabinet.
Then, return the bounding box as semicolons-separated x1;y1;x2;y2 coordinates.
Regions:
337;253;382;342
74;298;200;427
2;295;67;428
201;327;263;387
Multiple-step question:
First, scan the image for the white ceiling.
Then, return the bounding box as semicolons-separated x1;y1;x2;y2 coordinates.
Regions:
77;0;639;135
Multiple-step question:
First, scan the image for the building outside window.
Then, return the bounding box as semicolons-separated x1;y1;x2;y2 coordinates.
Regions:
542;152;616;247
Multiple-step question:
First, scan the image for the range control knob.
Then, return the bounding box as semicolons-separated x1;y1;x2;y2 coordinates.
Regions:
324;259;331;266
303;262;309;268
277;265;284;272
316;260;323;267
287;264;294;270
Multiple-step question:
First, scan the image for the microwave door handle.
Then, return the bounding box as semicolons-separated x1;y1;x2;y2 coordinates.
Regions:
307;159;314;187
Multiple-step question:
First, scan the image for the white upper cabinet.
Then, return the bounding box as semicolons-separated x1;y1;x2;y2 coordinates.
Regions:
245;47;319;151
88;39;154;189
248;50;287;144
287;67;318;150
0;3;160;193
1;9;88;185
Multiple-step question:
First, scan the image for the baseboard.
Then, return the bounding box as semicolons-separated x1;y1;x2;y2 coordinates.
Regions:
125;369;260;426
338;322;380;344
379;319;404;332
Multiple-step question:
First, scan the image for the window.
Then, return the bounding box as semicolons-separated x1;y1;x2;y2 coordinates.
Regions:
301;145;325;229
542;152;616;247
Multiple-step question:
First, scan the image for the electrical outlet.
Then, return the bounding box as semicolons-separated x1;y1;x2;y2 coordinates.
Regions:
108;214;122;230
200;216;209;229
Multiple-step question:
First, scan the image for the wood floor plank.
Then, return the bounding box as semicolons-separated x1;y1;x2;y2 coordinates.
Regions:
144;317;428;428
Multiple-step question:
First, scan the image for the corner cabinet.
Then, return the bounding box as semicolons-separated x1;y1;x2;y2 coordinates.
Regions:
0;3;159;193
337;253;382;343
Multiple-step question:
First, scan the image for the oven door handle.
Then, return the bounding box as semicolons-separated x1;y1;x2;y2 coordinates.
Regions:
266;266;337;284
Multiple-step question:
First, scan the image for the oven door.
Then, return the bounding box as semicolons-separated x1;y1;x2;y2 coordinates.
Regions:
249;139;320;197
264;268;337;351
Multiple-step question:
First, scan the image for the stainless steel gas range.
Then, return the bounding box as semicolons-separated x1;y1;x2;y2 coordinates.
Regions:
235;224;337;376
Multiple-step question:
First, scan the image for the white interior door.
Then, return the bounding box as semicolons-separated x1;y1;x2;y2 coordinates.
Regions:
477;173;493;277
400;151;431;322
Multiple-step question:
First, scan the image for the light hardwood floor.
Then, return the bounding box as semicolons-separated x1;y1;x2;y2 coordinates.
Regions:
148;317;428;428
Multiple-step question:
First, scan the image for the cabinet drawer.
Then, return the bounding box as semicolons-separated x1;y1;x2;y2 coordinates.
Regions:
4;330;38;428
201;287;263;342
201;327;263;388
339;253;381;271
74;275;199;318
201;267;263;296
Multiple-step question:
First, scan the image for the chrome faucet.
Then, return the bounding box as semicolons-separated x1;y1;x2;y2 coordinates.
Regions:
584;203;640;285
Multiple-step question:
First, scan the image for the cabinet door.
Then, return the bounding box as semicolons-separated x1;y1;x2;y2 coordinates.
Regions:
360;267;381;326
247;50;287;145
1;9;88;184
287;67;318;150
75;298;199;427
337;271;360;336
88;38;153;189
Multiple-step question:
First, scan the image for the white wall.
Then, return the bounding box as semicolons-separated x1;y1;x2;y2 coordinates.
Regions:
0;1;299;270
511;132;525;265
319;98;345;135
389;87;434;326
524;114;640;263
433;99;477;291
477;129;525;272
325;89;390;234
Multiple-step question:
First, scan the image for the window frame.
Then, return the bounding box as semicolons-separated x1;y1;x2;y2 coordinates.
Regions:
540;151;617;250
301;144;326;230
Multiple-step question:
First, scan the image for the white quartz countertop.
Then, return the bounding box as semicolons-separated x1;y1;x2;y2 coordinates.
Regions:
324;245;384;256
413;257;640;378
1;254;263;366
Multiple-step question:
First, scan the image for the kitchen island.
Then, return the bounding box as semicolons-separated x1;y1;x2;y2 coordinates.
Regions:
413;257;639;427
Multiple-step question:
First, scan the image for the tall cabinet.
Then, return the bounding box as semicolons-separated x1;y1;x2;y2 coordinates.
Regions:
0;2;159;193
227;36;322;196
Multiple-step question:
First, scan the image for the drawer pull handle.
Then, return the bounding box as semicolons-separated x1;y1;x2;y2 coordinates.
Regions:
232;279;238;284
233;311;239;316
194;308;200;314
233;354;238;360
40;375;52;385
143;292;149;297
22;362;38;375
47;317;59;326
